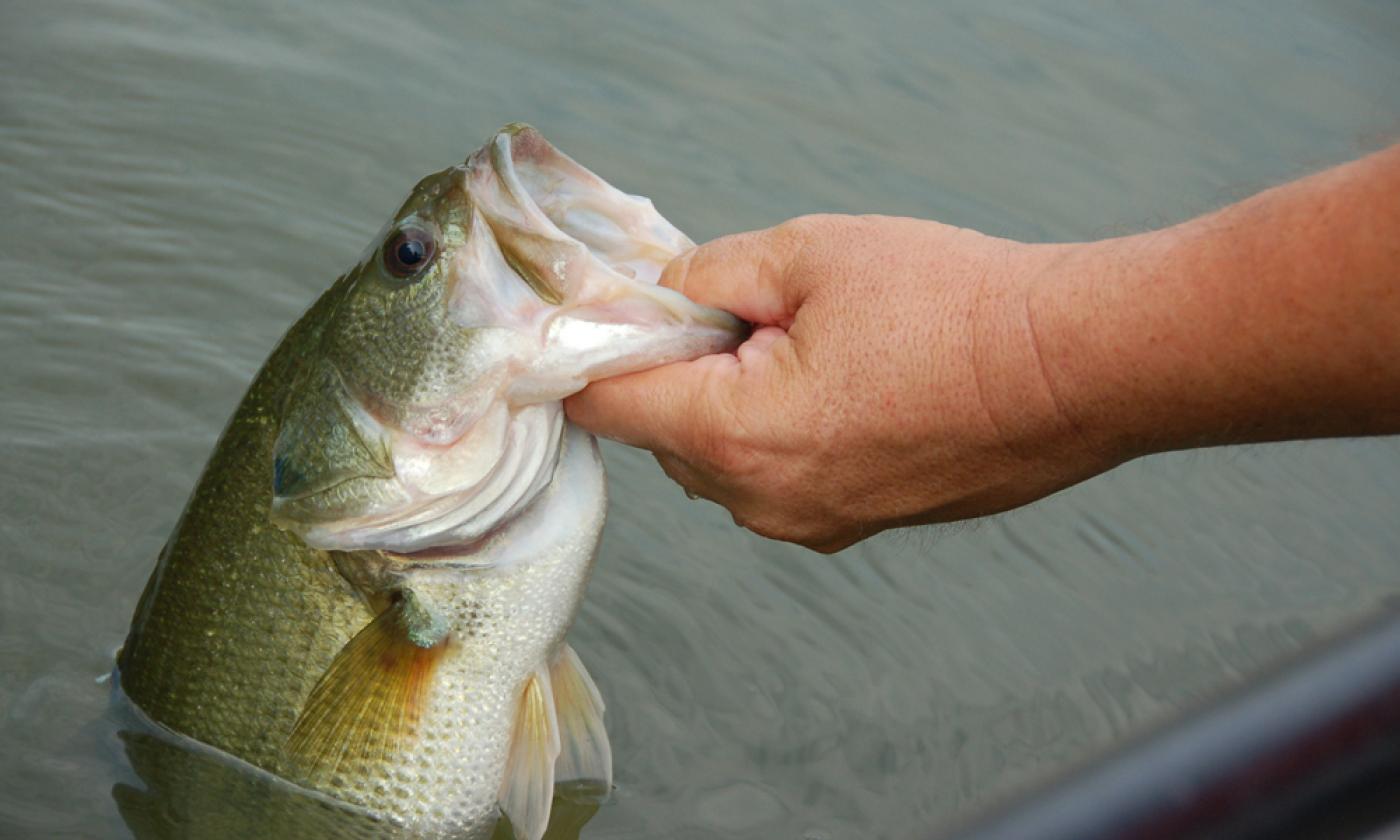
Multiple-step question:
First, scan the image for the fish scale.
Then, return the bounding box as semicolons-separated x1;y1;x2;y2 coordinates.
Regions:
312;450;605;835
117;125;745;839
120;280;369;773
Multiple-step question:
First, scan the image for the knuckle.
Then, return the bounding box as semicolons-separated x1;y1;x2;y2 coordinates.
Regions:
769;214;850;257
773;213;836;241
767;216;822;263
682;387;754;478
654;452;687;483
731;503;836;550
682;416;731;475
704;429;749;478
730;508;777;539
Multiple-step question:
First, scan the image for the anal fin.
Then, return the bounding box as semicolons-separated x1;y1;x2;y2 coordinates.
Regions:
501;667;560;840
284;595;448;781
550;644;612;801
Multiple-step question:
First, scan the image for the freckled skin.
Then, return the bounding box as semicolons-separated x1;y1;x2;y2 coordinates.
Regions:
567;145;1400;552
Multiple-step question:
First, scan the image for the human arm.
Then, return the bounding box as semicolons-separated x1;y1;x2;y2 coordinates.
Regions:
1035;144;1400;456
564;145;1400;552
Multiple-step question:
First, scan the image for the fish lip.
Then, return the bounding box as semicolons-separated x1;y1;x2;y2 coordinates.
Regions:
386;528;501;564
465;123;695;291
465;124;747;395
272;128;745;558
540;285;748;345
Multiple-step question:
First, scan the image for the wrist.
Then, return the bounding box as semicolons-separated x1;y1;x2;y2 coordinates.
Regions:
966;239;1134;481
1032;144;1400;464
1018;231;1193;466
1025;203;1321;464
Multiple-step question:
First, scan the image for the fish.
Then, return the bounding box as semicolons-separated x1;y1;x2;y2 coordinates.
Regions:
115;124;744;840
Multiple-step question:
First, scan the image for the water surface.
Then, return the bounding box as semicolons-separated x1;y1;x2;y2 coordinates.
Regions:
2;1;1399;837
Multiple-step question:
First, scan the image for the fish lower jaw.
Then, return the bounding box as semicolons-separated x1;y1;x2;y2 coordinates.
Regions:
380;523;508;567
337;424;606;593
295;403;565;557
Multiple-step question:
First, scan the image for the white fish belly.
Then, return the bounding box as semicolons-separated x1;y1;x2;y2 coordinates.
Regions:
318;425;607;837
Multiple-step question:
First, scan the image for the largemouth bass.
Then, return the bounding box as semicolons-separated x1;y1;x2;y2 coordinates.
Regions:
117;125;743;840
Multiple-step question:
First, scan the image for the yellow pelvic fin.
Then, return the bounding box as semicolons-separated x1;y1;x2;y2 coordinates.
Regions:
500;667;560;840
285;595;448;780
550;644;612;801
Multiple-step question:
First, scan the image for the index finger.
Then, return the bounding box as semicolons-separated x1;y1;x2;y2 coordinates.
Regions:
662;221;815;328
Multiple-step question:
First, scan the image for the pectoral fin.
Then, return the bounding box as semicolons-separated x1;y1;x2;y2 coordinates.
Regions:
500;668;560;840
284;595;448;780
550;644;612;800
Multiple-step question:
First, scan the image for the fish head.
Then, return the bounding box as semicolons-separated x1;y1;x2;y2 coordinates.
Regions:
268;125;744;554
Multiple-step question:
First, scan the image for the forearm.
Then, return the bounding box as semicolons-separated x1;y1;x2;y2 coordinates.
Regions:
1035;144;1400;461
567;146;1400;548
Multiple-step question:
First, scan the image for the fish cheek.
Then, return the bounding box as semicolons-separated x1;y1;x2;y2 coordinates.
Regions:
329;273;498;445
270;362;402;527
271;475;410;530
326;263;457;412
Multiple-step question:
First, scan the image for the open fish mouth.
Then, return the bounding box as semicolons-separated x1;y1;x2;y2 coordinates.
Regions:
464;123;747;402
475;123;693;289
268;125;744;556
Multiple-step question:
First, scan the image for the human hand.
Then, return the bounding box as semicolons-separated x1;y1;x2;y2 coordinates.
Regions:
567;147;1400;552
564;214;1122;552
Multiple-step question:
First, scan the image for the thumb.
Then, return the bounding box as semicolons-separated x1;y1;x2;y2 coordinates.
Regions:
661;221;815;328
564;352;740;456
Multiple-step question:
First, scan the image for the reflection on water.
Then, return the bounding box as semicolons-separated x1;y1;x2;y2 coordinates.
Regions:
115;726;599;840
111;685;599;840
3;0;1400;837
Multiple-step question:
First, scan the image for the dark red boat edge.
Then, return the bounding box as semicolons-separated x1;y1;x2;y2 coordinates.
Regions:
944;607;1400;840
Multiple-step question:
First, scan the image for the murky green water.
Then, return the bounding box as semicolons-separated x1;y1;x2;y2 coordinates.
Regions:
3;1;1399;837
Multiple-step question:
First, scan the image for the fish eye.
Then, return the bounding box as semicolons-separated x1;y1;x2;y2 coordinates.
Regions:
383;226;437;280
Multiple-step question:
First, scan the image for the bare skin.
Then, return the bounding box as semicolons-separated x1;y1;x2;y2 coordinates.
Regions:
565;144;1400;553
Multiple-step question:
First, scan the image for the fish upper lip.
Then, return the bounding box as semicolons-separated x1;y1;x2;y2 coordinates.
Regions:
274;126;747;558
467;123;747;351
467;123;695;288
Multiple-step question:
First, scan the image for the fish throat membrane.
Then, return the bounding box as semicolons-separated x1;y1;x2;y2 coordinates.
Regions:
280;401;564;556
